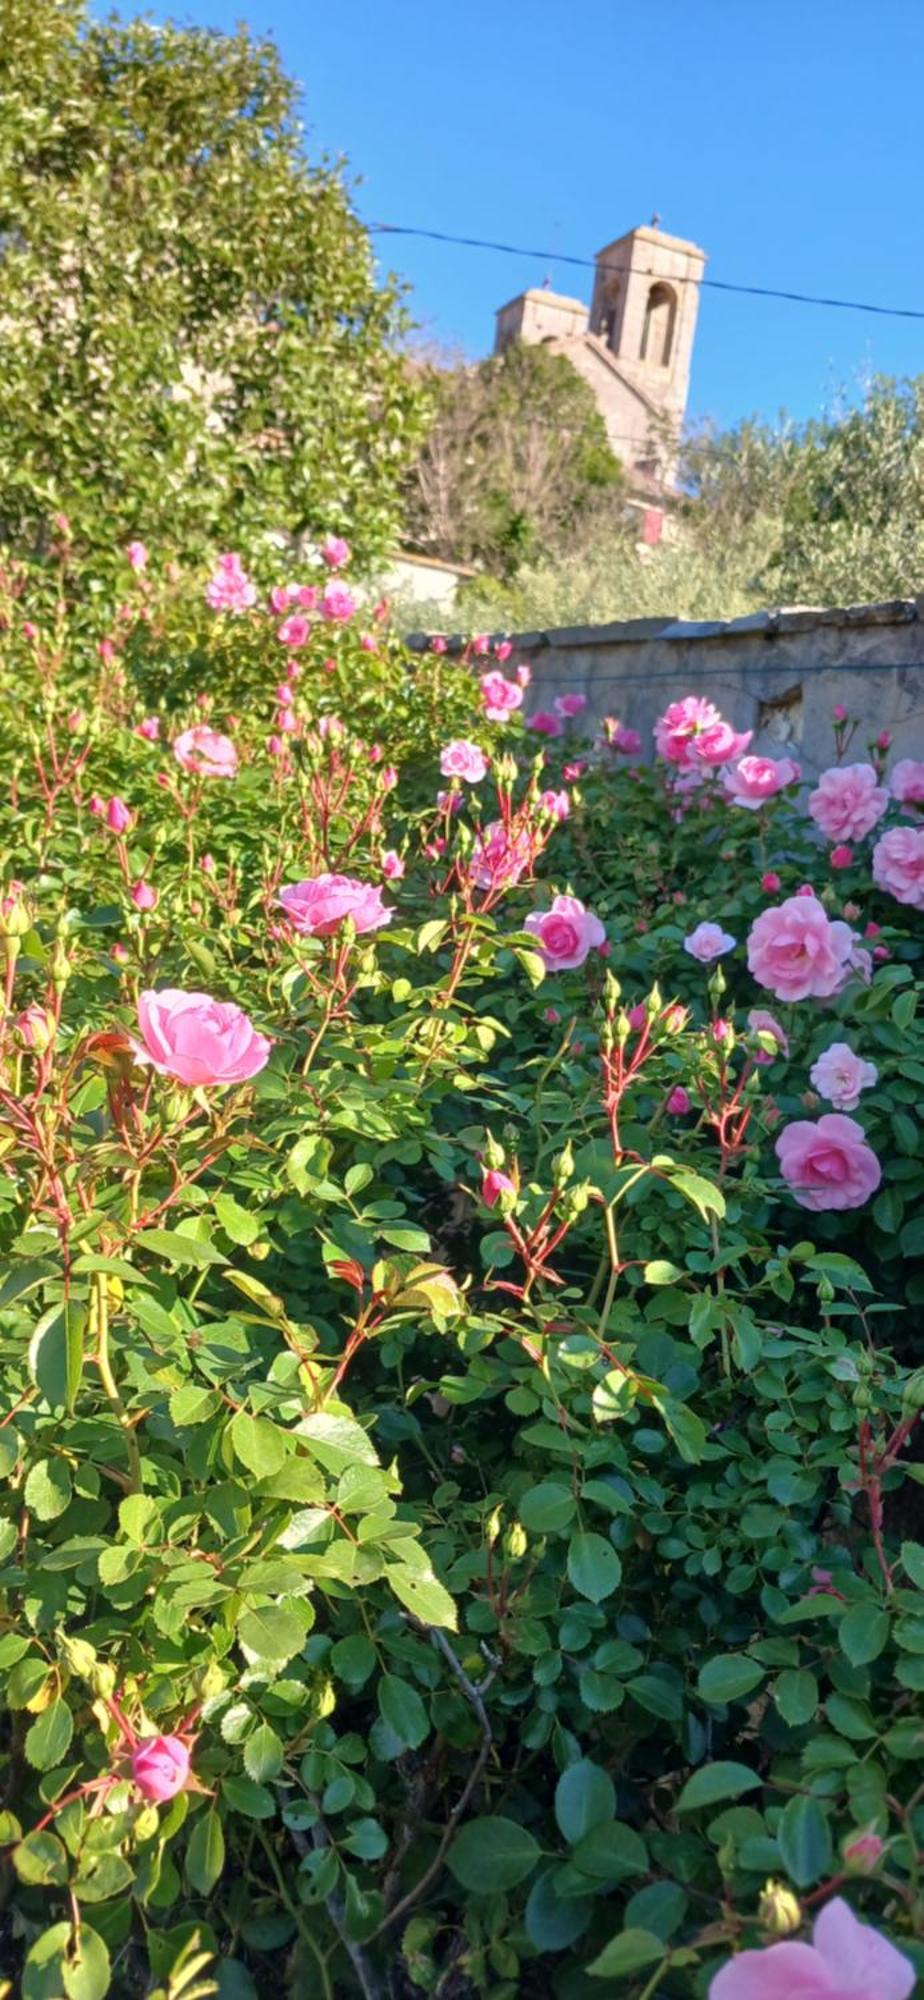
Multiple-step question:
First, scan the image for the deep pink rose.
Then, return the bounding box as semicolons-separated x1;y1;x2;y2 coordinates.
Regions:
890;758;924;808
810;1041;878;1110
430;634;448;654
776;1113;881;1211
709;1894;913;1999
480;671;523;722
830;844;853;869
382;850;405;880
278;614;310;649
527;710;563;738
761;871;782;893
440;740;488;783
683;921;736;962
320;581;356;622
611;724;642;754
554;693;587;718
131;1735;191;1803
269;583;299;614
469;822;533;891
278;874;392;937
873;826;924;908
747;894;857;1001
656;696;750;768
106;796;132;833
132;990;271;1087
747;1008;789;1063
808;764;888;842
482;1168;515;1207
173;726;238;779
723;754;800;808
667;1086;690;1114
524;894;606;970
131;880;157;912
494;639;513;662
321;534;350;569
205;552;256;614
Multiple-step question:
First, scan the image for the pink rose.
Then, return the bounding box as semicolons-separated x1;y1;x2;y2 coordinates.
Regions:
747;1008;789;1063
173;727;238;779
691;720;753;767
554;693;587;718
278;614;310;649
747;894;857;1001
472;634;490;655
761;871;782;893
321;534;350;569
524;894;606;970
132;990;271;1087
298;585;319;611
609;723;642;754
469;822;533;891
776;1113;881;1211
126;540;149;572
382;851;405;880
516;664;532;688
131;880;158;912
722;755;800;808
321;581;356;622
15;1004;55;1054
440;740;488;783
808;764;888;842
890;758;924;809
436;789;463;814
810;1041;878;1110
830;844;853;869
873;826;924;908
540;789;570;821
527;711;563;738
131;1735;191;1803
655;696;750;767
667;1086;690;1114
205;552;257;614
480;671;523;722
494;640;513;662
683;921;736;962
269;583;298;613
430;634;448;654
710;1895;913;2000
278;874;392;937
136;717;160;742
833;703;848;722
106;796;132;834
482;1168;515;1207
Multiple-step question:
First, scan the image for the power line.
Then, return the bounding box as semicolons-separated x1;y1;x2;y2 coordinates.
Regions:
370;222;924;325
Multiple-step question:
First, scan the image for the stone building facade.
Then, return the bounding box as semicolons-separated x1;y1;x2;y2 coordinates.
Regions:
493;222;707;533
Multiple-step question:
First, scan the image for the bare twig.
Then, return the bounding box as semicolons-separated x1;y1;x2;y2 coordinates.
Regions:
288;1817;385;2000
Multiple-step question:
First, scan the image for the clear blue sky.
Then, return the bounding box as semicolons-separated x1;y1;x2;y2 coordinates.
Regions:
144;0;924;430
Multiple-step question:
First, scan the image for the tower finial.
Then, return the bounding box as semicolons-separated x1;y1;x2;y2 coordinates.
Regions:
650;210;662;229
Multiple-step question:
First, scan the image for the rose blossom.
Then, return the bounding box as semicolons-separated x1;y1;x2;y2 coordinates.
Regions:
320;581;356;622
277;614;310;649
126;540;149;571
482;1169;515;1207
667;1086;690;1114
722;754;800;808
683;921;736;962
131;880;158;912
480;671;523;722
106;796;132;834
494;640;512;662
761;871;782;893
709;1894;913;2000
131;1736;191;1803
278;875;392;937
776;1114;881;1212
430;634;448;654
436;789;463;814
540;789;570;821
173;726;238;779
440;740;488;783
610;723;642;754
747;1009;789;1063
830;844;853;869
517;664;532;687
469;822;533;890
747;894;857;1001
527;710;563;738
655;695;751;767
810;1041;878;1111
132;990;271;1087
320;534;350;569
808;763;888;842
554;693;587;718
382;851;405;880
135;716;160;742
691;719;754;766
205;552;257;614
890;758;924;809
873;826;924;909
524;895;606;971
269;583;299;614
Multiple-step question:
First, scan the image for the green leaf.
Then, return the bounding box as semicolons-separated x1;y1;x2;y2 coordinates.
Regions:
518;1482;576;1534
588;1929;665;1978
697;1654;765;1706
25;1699;74;1772
775;1668;818;1726
28;1303;85;1414
901;1541;924;1590
378;1673;429;1749
777;1793;833;1887
135;1228;227;1268
169;1385;221;1427
296;1410;379;1473
447;1816;541;1893
567;1531;622;1603
644;1260;683;1285
525;1870;592;1953
23;1923;110;2000
213;1193;262;1246
385;1564;457;1630
221;1775;276;1820
569;1821;648;1881
13;1830;69;1886
244;1724;284;1783
555;1761;616;1845
118;1494;160;1545
514;947;547;988
839;1603;890;1666
23;1458;72;1521
677;1763;761;1811
667;1166;725;1221
237;1603;310;1666
331;1635;377;1687
231;1410;288;1479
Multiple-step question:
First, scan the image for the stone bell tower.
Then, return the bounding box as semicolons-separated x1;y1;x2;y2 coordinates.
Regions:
587;221;706;423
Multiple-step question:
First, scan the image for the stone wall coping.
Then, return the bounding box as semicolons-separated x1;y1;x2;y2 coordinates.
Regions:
406;597;924;657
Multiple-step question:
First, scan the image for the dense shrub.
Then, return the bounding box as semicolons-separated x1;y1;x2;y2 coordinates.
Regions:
1;549;924;1998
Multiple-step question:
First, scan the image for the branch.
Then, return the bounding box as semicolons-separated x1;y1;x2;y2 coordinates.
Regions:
288;1817;385;2000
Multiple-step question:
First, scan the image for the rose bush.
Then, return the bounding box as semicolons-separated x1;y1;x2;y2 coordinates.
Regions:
1;549;924;1997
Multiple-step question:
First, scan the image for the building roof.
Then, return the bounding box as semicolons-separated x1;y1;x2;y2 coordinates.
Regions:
594;223;707;263
495;285;588;316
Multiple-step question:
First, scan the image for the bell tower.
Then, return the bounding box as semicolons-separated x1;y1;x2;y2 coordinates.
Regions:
588;220;707;423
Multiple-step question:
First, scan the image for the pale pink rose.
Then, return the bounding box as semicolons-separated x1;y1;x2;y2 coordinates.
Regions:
524;894;606;970
482;1168;515;1207
747;1008;789;1063
810;1042;878;1111
205;552;257;614
563;761;586;780
321;581;356;622
723;755;800;808
469;822;533;890
382;850;405;880
690;719;753;766
516;664;532;688
890;758;924;809
472;634;490;655
527;710;563;738
106;796;132;834
554;693;587;718
320;534;350;569
277;614;310;648
298;585;319;612
278;874;392;937
173;726;238;780
667;1086;691;1114
747;895;857;1001
873;826;924;908
683;921;736;962
131;880;158;912
709;1895;913;2000
126;540;149;571
276;683;294;706
776;1113;881;1211
480;671;524;722
808;764;888;842
135;717;160;742
440;740;488;783
540;789;570;821
131;1736;191;1803
132;990;271;1087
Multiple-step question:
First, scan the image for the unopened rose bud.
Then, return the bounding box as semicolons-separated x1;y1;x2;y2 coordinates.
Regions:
758;1880;801;1936
830;844;853;869
876;731;892;751
0;882;31;939
504;1522;527;1559
552;1142;574;1188
131;880;157;912
833;703;848;723
105;796;132;834
482;1168;516;1211
485;1506;502;1546
51;938;73;990
902;1368;924;1414
667;1086;690;1115
761;871;781;893
15;1005;55;1054
843;1830;885;1873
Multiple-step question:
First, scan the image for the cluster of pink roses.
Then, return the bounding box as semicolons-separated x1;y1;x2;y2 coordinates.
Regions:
205;552;257;614
480;666;530;721
656;695;752;768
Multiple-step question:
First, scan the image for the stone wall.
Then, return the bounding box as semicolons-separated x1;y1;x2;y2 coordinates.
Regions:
410;600;924;778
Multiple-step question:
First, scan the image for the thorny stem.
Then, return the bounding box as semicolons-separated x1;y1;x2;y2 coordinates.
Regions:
92;1272;142;1493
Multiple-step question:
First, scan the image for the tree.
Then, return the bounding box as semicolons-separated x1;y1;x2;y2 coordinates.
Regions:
0;0;424;570
406;343;623;576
